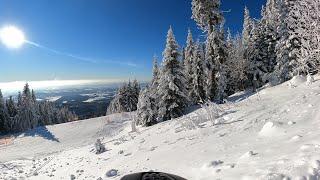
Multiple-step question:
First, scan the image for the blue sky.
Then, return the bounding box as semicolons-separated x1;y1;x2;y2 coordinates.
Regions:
0;0;266;83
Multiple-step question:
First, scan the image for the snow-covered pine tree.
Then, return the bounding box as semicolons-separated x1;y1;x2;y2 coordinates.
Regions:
242;6;252;49
151;55;160;88
17;92;22;107
189;41;206;104
38;101;51;125
107;85;127;114
6;96;17;118
241;7;253;88
136;87;157;126
204;27;217;101
247;15;274;90
31;89;36;103
56;106;76;124
0;89;9;133
132;79;140;97
129;79;140;111
136;56;162;126
191;0;223;34
273;0;313;82
289;0;320;75
184;29;195;101
181;47;186;68
192;0;226;102
215;28;228;103
259;0;282;81
4;96;17;131
215;69;227;103
206;27;228;103
245;2;280;89
22;83;31;101
16;83;37;131
224;28;236;95
226;28;232;49
107;81;140;115
125;81;134;111
157;27;188;121
226;35;248;92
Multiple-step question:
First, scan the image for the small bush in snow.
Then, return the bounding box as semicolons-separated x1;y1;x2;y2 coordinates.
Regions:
95;139;106;154
179;113;206;130
200;101;224;125
306;74;314;85
130;113;137;132
208;160;224;167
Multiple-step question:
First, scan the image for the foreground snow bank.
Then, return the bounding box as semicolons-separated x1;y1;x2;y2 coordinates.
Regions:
259;122;285;137
1;76;320;180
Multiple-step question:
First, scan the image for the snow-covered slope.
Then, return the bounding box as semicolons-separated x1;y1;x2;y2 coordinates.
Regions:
1;76;320;180
0;113;131;163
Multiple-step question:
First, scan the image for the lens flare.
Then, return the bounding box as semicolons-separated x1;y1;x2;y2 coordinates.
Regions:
0;25;25;49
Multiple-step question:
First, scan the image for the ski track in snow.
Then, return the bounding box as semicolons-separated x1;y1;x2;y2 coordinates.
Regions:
1;76;320;180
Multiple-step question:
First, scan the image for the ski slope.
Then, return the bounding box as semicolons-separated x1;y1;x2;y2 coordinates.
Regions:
1;76;320;180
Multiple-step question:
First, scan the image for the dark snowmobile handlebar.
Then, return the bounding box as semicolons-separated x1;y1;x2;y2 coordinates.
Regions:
121;172;187;180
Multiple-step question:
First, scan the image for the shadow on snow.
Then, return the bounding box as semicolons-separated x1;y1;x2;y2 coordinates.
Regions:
15;126;60;142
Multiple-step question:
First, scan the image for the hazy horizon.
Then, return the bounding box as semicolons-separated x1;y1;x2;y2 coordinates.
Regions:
0;78;149;93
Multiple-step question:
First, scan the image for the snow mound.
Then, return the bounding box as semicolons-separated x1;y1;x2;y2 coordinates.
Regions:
288;75;307;87
259;122;285;137
239;151;257;159
288;121;296;125
290;135;302;142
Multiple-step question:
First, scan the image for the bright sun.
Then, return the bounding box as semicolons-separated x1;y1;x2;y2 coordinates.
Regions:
0;25;26;49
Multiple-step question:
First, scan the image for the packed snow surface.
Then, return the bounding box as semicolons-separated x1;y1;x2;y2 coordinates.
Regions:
1;76;320;180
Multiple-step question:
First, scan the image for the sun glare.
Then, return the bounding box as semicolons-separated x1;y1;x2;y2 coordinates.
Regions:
0;25;26;49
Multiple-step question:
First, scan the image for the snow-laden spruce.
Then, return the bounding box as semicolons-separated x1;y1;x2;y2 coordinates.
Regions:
242;6;252;49
136;88;157;126
189;41;206;104
106;80;140;115
136;57;160;126
184;29;195;100
272;0;320;83
226;35;248;93
192;0;227;103
0;90;8;133
157;27;189;121
191;0;223;34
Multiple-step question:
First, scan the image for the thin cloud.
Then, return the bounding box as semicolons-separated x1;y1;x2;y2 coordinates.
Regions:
25;40;138;67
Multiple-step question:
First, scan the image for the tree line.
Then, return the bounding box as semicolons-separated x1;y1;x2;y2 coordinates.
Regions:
133;0;320;126
0;83;77;134
106;80;140;115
